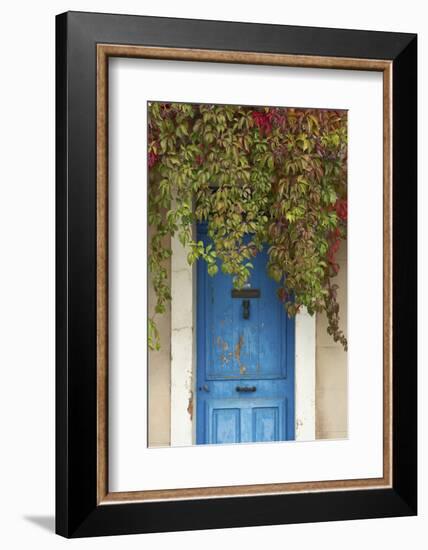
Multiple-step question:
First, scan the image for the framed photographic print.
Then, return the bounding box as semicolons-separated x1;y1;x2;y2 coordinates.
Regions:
56;11;417;537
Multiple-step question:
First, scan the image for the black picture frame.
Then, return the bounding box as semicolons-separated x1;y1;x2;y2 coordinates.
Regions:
56;11;417;538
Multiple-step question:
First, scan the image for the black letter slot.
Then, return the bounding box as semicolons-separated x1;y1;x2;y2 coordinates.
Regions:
231;289;260;299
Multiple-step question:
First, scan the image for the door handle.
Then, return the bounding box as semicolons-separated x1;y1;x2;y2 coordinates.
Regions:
199;384;210;392
242;299;250;319
236;385;256;393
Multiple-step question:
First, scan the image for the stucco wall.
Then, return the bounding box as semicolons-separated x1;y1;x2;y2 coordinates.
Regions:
315;241;348;439
147;230;171;447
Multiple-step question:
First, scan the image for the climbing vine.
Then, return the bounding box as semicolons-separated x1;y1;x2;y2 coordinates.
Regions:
148;102;348;351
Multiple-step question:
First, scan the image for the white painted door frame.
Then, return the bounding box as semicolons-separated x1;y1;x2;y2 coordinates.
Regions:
170;233;315;446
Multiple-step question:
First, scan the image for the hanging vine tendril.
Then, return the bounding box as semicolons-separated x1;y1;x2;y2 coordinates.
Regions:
148;102;348;351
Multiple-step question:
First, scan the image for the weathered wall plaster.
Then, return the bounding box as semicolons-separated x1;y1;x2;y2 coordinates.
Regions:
147;229;171;447
316;241;348;439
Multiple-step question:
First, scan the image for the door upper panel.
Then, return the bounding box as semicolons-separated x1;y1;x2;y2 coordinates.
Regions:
204;247;289;380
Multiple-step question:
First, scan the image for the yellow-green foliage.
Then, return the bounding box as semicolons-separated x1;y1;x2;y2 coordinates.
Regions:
148;102;347;351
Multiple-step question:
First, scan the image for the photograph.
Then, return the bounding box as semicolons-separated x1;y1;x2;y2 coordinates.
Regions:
49;7;417;539
147;101;348;447
0;0;421;547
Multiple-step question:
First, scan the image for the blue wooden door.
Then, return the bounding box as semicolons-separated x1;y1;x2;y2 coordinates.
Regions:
196;224;295;445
